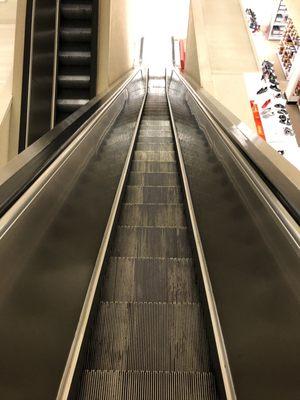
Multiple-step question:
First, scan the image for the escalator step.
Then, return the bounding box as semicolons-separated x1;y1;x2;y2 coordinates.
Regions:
142;115;170;121
133;151;176;162
85;302;210;371
119;204;185;227
140;120;171;127
57;98;89;112
113;226;191;258
143;109;169;114
60;27;92;42
128;172;179;185
125;186;182;204
100;257;199;302
137;136;173;143
78;370;217;400
58;75;91;89
136;143;174;151
131;161;177;173
61;3;92;20
59;51;91;65
139;130;172;137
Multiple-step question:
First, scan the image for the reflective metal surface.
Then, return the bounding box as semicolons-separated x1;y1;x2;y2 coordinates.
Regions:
0;69;141;217
167;69;300;400
166;72;236;400
56;69;149;400
176;70;300;222
69;74;224;400
0;71;146;400
25;0;58;147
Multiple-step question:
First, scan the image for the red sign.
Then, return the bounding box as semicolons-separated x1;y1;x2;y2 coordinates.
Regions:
250;100;266;140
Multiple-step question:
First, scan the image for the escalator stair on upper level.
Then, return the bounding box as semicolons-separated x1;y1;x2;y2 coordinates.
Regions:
56;0;96;122
76;77;218;400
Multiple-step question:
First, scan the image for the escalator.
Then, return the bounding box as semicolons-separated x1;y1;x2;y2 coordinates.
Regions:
56;0;98;122
0;69;299;400
75;76;220;399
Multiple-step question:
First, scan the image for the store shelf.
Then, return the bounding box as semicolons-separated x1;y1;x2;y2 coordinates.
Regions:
268;0;288;41
269;34;284;41
284;33;300;49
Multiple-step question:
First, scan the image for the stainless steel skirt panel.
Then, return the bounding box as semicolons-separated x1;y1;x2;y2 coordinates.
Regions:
168;72;300;400
0;74;145;400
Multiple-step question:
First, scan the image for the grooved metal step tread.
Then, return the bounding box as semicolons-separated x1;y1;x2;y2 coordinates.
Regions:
133;151;176;162
139;131;173;138
100;257;199;302
143;109;169;114
131;161;177;173
136;143;174;151
112;226;192;258
140;121;171;127
137;136;173;143
61;4;92;19
142;116;171;121
125;186;182;203
129;172;179;186
85;302;210;371
58;74;90;88
78;370;217;400
139;126;172;131
119;204;185;227
57;98;89;111
59;51;91;65
60;27;92;42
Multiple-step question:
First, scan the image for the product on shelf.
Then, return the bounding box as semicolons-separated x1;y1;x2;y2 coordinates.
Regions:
269;0;288;40
294;80;300;96
296;81;300;111
277;18;300;78
257;61;293;132
245;8;260;33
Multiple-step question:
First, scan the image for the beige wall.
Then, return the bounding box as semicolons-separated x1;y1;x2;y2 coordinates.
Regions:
0;0;17;24
0;0;19;166
185;0;258;131
185;4;200;86
0;76;12;167
8;0;27;160
97;0;135;94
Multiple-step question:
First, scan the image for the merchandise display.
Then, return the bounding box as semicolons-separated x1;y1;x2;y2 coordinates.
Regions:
245;8;260;33
240;0;300;169
245;62;299;168
268;0;288;40
277;18;300;78
296;81;300;110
